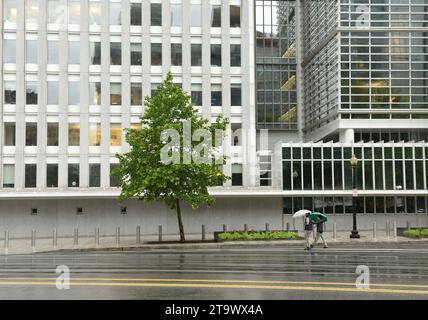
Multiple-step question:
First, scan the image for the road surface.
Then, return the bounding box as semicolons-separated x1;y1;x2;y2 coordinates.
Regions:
0;243;427;299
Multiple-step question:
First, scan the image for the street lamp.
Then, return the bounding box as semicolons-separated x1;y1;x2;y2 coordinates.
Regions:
350;154;360;239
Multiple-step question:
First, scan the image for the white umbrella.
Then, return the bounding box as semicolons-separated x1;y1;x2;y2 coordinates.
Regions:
293;209;311;219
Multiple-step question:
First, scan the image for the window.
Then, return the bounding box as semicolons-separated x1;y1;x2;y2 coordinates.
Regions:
230;4;241;27
89;82;102;105
131;43;142;65
110;124;122;146
191;4;201;27
90;41;101;65
131;83;142;106
47;0;62;24
26;123;37;146
110;2;122;25
4;40;16;63
69;41;80;64
68;123;80;146
4;81;16;104
230;44;241;67
171;3;182;27
130;3;142;26
151;3;162;26
89;164;101;187
110;83;122;105
171;43;182;66
4;123;15;146
191;44;202;66
110;164;119;187
68;82;80;105
26;40;38;64
232;164;243;186
211;5;221;27
25;164;37;188
47;81;59;105
47;123;59;146
191;84;202;106
68;164;79;187
47;41;59;64
89;1;102;25
26;82;38;104
110;42;122;65
211;44;222;67
231;84;242;106
3;164;15;188
211;84;222;106
89;123;101;146
25;0;39;24
151;43;162;65
5;0;17;24
46;164;58;188
69;0;81;25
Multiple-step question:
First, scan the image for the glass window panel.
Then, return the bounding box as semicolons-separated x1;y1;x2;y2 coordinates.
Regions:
90;41;101;65
211;84;222;106
89;123;101;146
151;43;162;65
110;83;122;105
46;164;58;188
171;43;182;66
151;3;162;26
211;44;222;67
231;84;242;106
130;3;142;26
171;4;182;27
5;0;18;24
130;43;142;65
89;164;101;187
26;82;38;105
68;164;79;187
26;123;37;146
130;83;142;106
230;44;241;67
89;2;102;25
68;123;80;146
4;40;16;63
230;4;241;27
191;84;202;106
110;42;122;65
3;164;15;188
48;41;59;64
282;161;291;190
110;124;122;146
110;164;119;187
4;81;16;104
110;2;121;25
4;123;15;146
191;44;202;66
47;123;59;146
69;0;81;24
190;4;201;27
25;164;37;188
25;0;39;24
211;5;221;27
68;82;80;105
89;82;102;105
26;40;38;64
69;41;80;64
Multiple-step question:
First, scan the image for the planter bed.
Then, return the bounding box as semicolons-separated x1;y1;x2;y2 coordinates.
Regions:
214;230;302;242
401;228;428;239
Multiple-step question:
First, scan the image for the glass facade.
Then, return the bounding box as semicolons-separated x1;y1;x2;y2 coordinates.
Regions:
256;0;297;129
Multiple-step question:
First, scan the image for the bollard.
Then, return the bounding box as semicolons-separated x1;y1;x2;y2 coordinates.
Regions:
74;228;78;246
53;229;57;248
136;226;141;244
95;228;100;246
202;225;206;241
393;221;397;240
373;222;377;240
116;227;120;246
406;221;411;230
265;223;270;232
31;230;36;250
158;225;162;242
333;222;337;241
244;224;248;232
386;220;390;237
223;224;227;233
4;231;9;255
286;222;290;231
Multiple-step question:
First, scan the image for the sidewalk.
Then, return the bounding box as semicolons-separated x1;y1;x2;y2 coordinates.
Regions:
1;231;427;255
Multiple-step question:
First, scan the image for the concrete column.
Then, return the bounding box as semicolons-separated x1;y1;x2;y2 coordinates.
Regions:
339;128;355;143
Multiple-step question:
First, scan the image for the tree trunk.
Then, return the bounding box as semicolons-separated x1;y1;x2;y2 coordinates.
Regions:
176;199;185;242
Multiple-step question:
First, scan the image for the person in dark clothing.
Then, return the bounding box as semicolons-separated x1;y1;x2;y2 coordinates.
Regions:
314;217;328;248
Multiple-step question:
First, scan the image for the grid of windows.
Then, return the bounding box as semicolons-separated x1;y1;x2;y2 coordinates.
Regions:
256;0;297;129
282;143;428;192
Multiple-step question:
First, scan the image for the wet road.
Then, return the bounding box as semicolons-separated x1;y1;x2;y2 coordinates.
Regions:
0;243;427;300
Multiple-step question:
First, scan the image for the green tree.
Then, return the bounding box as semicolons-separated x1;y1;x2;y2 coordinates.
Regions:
113;73;229;241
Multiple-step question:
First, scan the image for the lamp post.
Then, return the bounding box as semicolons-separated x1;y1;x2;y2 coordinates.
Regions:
350;154;360;239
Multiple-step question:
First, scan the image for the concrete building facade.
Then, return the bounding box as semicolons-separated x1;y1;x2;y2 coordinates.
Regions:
0;0;427;238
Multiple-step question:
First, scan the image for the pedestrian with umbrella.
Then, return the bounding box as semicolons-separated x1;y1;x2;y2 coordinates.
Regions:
292;209;314;251
311;212;328;248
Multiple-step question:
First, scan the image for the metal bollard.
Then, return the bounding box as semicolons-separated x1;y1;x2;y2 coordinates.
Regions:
4;231;9;255
158;225;162;242
95;228;100;246
265;223;270;232
116;227;120;246
244;224;248;232
74;229;78;246
136;226;141;244
373;222;377;240
406;221;411;230
286;222;290;231
31;230;36;250
223;224;227;233
333;222;337;241
393;221;397;240
53;229;57;248
202;225;206;241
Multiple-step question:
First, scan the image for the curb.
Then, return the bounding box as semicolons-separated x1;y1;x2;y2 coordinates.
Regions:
33;238;428;255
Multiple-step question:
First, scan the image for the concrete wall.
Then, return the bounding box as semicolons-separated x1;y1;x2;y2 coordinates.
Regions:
0;197;426;239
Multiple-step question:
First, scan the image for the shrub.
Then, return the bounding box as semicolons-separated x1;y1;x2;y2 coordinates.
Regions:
218;231;300;241
403;229;428;237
